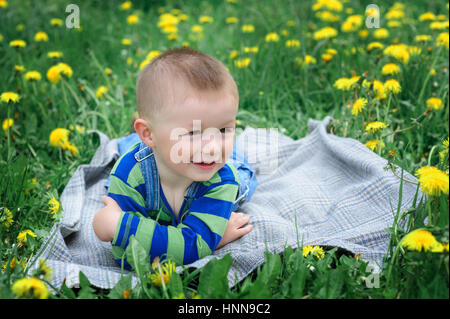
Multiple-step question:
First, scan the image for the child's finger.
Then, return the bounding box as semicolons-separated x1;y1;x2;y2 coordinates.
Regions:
237;224;253;237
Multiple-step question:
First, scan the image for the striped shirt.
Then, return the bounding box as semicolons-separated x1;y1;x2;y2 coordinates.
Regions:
107;143;240;266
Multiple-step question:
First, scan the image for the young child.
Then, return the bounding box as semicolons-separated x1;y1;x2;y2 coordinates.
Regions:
92;48;257;267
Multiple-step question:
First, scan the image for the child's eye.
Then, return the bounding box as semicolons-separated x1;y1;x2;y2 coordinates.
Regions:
187;130;201;136
220;127;235;134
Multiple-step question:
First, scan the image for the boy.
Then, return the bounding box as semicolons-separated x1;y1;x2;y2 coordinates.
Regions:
92;48;257;267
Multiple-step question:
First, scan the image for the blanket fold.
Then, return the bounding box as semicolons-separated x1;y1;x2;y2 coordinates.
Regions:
28;116;421;289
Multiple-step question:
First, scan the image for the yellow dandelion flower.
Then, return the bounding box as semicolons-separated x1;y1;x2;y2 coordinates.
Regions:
226;17;238;24
351;98;368;116
14;65;25;72
243;46;259;54
9;39;26;48
47;51;63;58
436;32;449;49
265;32;279;42
46;63;73;84
119;1;132;10
1;92;20;104
191;25;203;33
199;15;213;24
234;58;251;68
121;38;132;46
373;28;389;39
61;141;79;156
57;62;73;78
313;26;338;40
296;55;317;67
321;53;333;62
418;12;436;22
0;0;7;8
426;97;443;110
341;15;363;32
34;31;49;42
96;86;108;99
386;9;404;20
158;13;179;29
46;65;61;84
302;245;325;259
383;79;401;94
415;166;449;196
382;63;400;76
38;259;53;281
229;50;239;59
333;76;360;91
241;24;255;33
12;277;49;299
312;0;343;12
0;207;14;228
149;260;176;287
358;30;369;38
401;229;442;252
50;18;63;26
365;121;388;133
48;196;60;215
127;14;139;25
24;71;42;82
316;11;340;22
2;118;13;132
49;128;70;147
415;35;432;42
387;20;402;28
365;139;385;151
367;42;384;51
17;229;37;243
364;79;387;100
383;44;410;64
285;39;300;48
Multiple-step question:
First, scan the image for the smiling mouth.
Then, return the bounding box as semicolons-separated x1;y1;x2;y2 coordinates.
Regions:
192;162;216;170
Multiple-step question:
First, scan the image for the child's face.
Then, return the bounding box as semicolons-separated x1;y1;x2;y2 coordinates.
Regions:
149;83;238;183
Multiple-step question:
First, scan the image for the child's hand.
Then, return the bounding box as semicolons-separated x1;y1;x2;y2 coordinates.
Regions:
216;212;253;249
92;196;122;242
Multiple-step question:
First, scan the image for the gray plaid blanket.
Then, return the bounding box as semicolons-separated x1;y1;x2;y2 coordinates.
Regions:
27;116;421;289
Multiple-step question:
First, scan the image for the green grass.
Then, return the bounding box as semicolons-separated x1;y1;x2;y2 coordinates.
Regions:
0;0;448;299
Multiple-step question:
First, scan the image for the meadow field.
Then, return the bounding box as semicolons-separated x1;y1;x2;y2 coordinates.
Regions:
0;0;448;299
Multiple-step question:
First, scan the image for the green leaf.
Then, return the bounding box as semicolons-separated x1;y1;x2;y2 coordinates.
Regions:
168;272;184;298
288;265;309;298
242;276;272;299
259;251;282;285
60;280;76;299
77;271;97;299
438;194;449;227
125;236;150;279
197;254;233;298
107;273;133;299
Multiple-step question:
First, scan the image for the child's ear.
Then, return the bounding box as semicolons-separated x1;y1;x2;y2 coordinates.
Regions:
134;118;155;148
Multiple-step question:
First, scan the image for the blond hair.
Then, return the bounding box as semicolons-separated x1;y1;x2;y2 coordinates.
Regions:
136;47;238;121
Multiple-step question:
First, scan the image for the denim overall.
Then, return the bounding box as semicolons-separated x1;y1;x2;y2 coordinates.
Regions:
106;133;257;224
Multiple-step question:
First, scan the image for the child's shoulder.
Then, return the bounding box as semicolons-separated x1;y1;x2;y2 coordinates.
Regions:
110;142;142;182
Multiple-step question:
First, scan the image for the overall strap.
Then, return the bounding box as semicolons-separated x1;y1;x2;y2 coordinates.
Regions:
134;143;160;212
179;181;201;223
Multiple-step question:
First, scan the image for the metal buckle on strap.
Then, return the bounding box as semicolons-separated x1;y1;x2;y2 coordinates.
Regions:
134;146;154;162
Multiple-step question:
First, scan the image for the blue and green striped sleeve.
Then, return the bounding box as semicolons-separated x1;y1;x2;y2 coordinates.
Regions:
108;148;239;266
